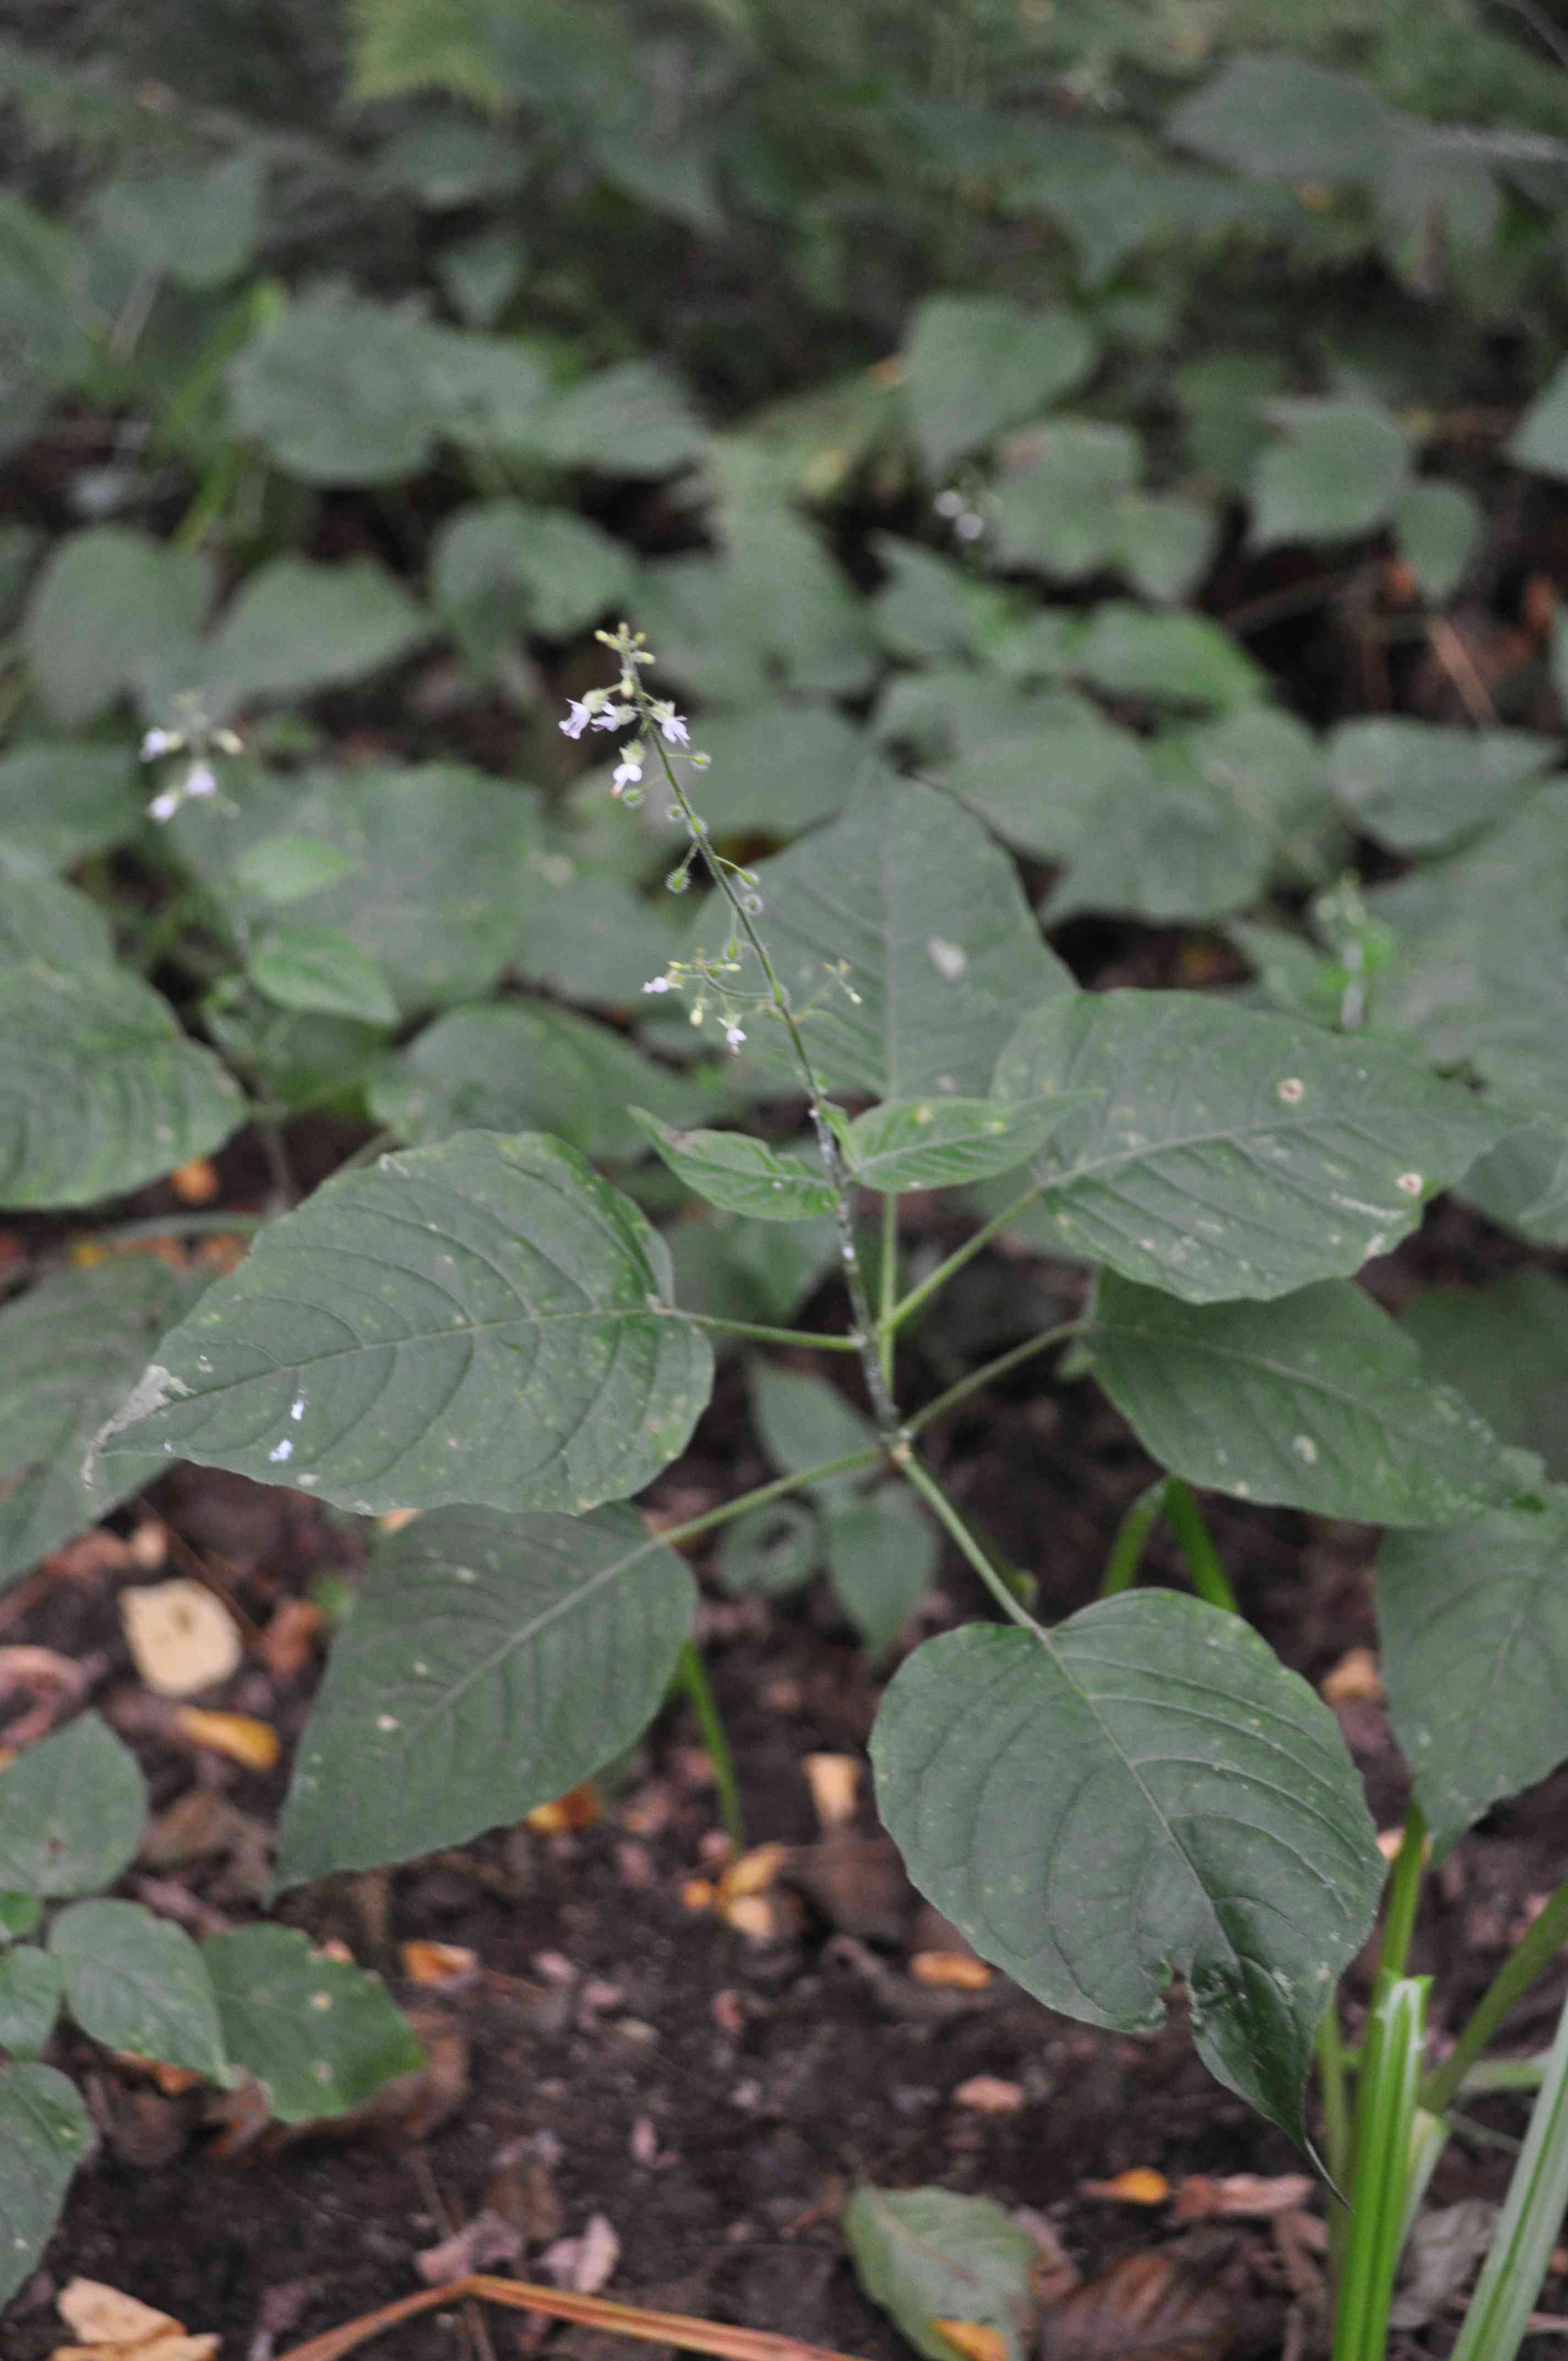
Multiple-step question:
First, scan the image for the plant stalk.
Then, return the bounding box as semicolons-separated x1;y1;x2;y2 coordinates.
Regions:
1162;1477;1240;1615
1331;1975;1430;2361
893;1449;1037;1631
674;1642;745;1853
905;1319;1088;1437
1449;1981;1568;2361
1100;1479;1167;1597
883;1177;1047;1336
1423;1874;1568;2119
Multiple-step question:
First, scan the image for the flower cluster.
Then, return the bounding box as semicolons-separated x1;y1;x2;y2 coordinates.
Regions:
559;636;694;806
139;695;242;823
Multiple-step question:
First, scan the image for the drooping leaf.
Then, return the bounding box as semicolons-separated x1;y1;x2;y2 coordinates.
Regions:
50;1898;229;2080
1326;719;1556;853
715;1498;820;1596
631;1114;838;1222
249;924;400;1026
0;1258;205;1590
841;1095;1088;1194
203;1924;424;2118
97;1132;712;1518
0;1943;62;2057
872;1596;1384;2142
825;1487;939;1661
1091;1273;1516;1524
275;1504;696;1883
0;2064;95;2306
1378;1489;1568;1857
843;2184;1039;2361
1401;1271;1568;1484
22;526;211;726
993;991;1506;1301
371;1002;714;1162
1250;399;1409;548
718;773;1072;1100
748;1363;878;1508
0;744;143;877
200;556;427;713
0;1714;146;1897
902;295;1097;476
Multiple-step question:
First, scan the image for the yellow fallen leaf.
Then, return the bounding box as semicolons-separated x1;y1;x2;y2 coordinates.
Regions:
49;2341;219;2360
526;1780;602;1835
172;1707;280;1771
679;1878;716;1912
57;2281;180;2343
1321;1647;1384;1705
170;1158;220;1205
121;1581;242;1699
933;2321;1008;2361
911;1950;992;1990
718;1842;787;1902
1081;2167;1170;2205
803;1753;860;1828
401;1939;479;1988
722;1894;780;1943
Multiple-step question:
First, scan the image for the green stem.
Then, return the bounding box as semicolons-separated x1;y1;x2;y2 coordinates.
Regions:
1100;1479;1167;1597
1423;1875;1568;2119
654;1450;883;1557
1332;1976;1430;2361
1162;1478;1240;1615
879;1193;897;1393
674;1642;745;1854
907;1320;1088;1438
1450;1982;1568;2361
678;1312;863;1353
883;1179;1046;1336
1375;1802;1428;1994
894;1450;1037;1631
1458;2054;1553;2097
1316;2004;1353;2192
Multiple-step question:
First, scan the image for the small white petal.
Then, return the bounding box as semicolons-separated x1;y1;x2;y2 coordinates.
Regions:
185;763;217;798
642;976;673;994
139;727;176;760
148;789;180;823
560;700;594;739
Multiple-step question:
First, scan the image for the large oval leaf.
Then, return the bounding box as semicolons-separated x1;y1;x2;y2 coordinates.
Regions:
50;1898;229;2080
0;2063;95;2305
0;1713;146;1897
1091;1274;1516;1524
203;1925;423;2118
275;1504;696;1884
871;1595;1383;2144
630;1113;837;1222
1377;1489;1568;1858
994;991;1505;1301
97;1132;712;1517
712;771;1072;1101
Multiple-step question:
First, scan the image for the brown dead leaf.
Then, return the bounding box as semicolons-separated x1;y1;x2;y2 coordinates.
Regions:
170;1159;221;1205
400;1939;478;1988
934;2322;1008;2361
122;1582;242;1698
51;2276;217;2359
1172;2175;1313;2223
1043;2252;1235;2360
172;1707;280;1771
258;1598;322;1679
1320;1649;1382;1706
780;1829;916;1942
953;2076;1024;2115
416;2209;524;2286
527;1780;602;1834
1082;2172;1169;2207
911;1952;993;1991
543;2215;620;2295
802;1753;861;1828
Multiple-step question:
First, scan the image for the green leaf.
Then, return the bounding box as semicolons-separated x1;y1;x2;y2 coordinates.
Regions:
721;773;1073;1100
843;2184;1038;2361
201;557;427;712
1378;1490;1568;1857
715;1498;820;1596
1109;492;1218;604
918;684;1146;865
871;1596;1384;2144
637;521;876;706
825;1487;939;1662
228;289;443;485
231;834;361;905
1091;1274;1516;1524
0;1258;205;1590
1461;1119;1568;1248
1250;400;1409;548
993;991;1506;1302
869;536;1019;667
0;1715;146;1897
631;1114;837;1222
663;1207;840;1334
98;1131;712;1518
990;422;1141;579
1069;603;1266;710
842;1095;1087;1194
1326;719;1556;853
902;295;1096;476
1393;478;1479;604
23;527;211;726
748;1363;877;1508
515;876;684;1010
0;1894;41;1940
93;150;264;289
529;361;706;476
437;227;525;324
675;701;865;839
51;1899;228;2080
276;1504;696;1883
1169;52;1395;185
203;1925;423;2119
432;501;633;661
0;2064;94;2305
1401;1271;1568;1483
371;1002;714;1162
0;1944;61;2057
0;745;142;878
0;952;244;1209
250;924;400;1026
1507;360;1568;482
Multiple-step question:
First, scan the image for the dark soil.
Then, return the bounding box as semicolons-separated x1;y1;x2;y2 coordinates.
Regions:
4;1193;1568;2361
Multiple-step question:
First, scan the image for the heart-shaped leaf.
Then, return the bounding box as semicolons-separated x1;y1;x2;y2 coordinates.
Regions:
1091;1274;1517;1524
841;1095;1090;1194
1377;1489;1568;1857
994;991;1505;1301
872;1595;1384;2143
630;1113;837;1221
844;2184;1039;2361
204;1925;423;2118
0;2063;95;2305
50;1898;229;2080
275;1504;696;1883
0;1715;146;1897
97;1132;712;1518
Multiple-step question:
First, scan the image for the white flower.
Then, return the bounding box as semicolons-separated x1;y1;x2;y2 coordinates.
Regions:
642;976;673;994
560;699;596;739
612;741;645;796
148;788;180;823
184;763;217;798
724;1020;747;1052
651;701;689;747
139;727;178;761
591;701;635;731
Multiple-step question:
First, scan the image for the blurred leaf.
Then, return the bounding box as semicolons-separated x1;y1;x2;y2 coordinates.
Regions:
1170;52;1395;185
825;1486;939;1661
843;2184;1038;2361
433;500;633;659
716;1497;820;1595
201;556;427;712
23;527;210;726
1507;358;1568;481
633;1114;838;1221
1393;477;1480;603
1250;398;1409;548
681;700;865;837
92;150;265;289
0;1714;145;1897
529;360;706;476
1069;605;1266;710
1461;1118;1568;1247
204;1924;423;2119
0;1944;61;2057
0;2064;94;2307
1109;493;1218;604
50;1898;228;2079
516;875;683;1008
1402;1270;1568;1481
869;536;1019;667
250;924;400;1025
231;834;360;904
1327;718;1555;853
990;422;1140;579
437;226;525;324
1044;2250;1237;2361
749;1361;878;1506
228;287;443;484
902;295;1096;476
0;743;141;876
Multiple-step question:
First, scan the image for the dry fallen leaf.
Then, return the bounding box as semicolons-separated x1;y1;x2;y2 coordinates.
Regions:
803;1753;861;1828
121;1581;242;1698
172;1706;280;1771
170;1158;221;1205
258;1597;323;1679
1172;2175;1314;2223
1320;1649;1383;1706
1082;2170;1170;2207
50;2276;218;2359
953;2076;1025;2115
416;2208;524;2286
400;1939;479;1988
1043;2251;1235;2360
526;1780;603;1834
934;2321;1009;2361
543;2214;620;2296
911;1952;993;1991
